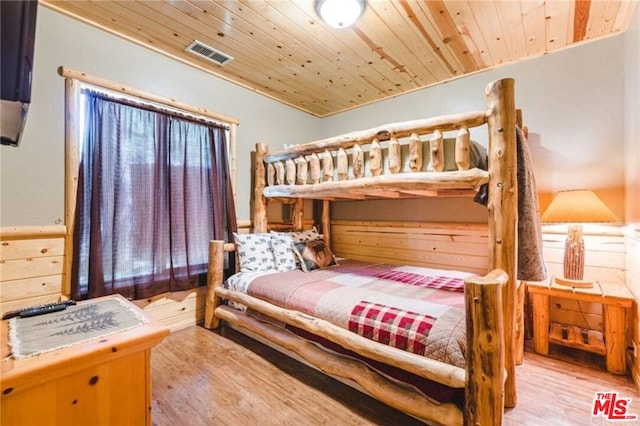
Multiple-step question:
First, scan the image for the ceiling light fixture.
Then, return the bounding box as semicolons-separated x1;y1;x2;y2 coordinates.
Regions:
316;0;365;29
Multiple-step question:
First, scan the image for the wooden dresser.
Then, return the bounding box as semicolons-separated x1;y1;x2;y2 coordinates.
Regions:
0;295;170;425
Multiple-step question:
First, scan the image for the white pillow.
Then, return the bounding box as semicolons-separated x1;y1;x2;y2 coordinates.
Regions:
233;233;276;272
269;232;298;272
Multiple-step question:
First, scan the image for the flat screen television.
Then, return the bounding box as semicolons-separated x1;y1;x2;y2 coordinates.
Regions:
1;0;38;147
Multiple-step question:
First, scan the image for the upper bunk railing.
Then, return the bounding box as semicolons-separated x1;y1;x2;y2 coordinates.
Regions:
254;109;497;202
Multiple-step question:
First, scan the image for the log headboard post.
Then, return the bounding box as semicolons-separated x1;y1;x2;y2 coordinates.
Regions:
464;269;507;425
254;143;269;233
321;199;331;248
485;78;518;408
205;240;225;329
292;198;304;231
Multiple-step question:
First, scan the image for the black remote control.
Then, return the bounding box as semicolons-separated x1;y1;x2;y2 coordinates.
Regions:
2;300;77;320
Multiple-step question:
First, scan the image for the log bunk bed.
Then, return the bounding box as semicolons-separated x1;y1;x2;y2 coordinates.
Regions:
205;78;524;425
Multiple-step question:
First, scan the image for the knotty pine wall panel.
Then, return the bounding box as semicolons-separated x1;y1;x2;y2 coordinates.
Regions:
0;225;227;331
132;287;206;332
0;227;66;315
330;220;489;275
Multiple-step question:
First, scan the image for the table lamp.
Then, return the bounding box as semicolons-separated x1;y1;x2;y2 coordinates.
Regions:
540;189;619;288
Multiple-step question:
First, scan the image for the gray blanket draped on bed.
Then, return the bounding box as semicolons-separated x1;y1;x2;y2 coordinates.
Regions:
474;126;547;282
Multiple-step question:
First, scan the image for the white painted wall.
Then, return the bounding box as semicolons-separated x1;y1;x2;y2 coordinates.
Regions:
0;5;320;226
625;6;640;225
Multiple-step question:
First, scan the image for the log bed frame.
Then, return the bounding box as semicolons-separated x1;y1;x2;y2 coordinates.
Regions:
205;78;518;425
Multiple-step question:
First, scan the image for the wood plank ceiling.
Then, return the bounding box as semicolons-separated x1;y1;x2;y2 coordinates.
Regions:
41;0;637;117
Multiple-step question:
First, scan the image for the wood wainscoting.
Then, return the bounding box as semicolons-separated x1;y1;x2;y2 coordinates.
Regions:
131;288;206;332
0;226;67;315
0;225;236;332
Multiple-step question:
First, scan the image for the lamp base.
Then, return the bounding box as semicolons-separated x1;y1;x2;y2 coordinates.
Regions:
554;276;594;288
563;224;585;281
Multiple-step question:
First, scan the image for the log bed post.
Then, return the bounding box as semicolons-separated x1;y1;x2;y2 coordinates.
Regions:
514;108;526;365
292;199;304;231
205;240;226;329
321;199;331;248
486;78;518;408
254;143;269;233
464;269;507;425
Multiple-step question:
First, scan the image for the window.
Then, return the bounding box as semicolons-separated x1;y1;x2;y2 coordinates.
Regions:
71;88;237;300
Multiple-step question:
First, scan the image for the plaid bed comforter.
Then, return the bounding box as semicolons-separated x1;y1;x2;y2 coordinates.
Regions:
226;259;473;368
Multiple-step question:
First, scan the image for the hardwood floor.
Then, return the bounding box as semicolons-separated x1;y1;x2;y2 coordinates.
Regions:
151;325;639;425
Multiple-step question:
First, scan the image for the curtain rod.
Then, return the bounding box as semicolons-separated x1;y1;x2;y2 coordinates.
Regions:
80;88;230;130
58;66;240;126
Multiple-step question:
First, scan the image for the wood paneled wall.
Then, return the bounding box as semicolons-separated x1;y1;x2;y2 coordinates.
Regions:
331;220;489;275
131;288;206;331
0;227;67;314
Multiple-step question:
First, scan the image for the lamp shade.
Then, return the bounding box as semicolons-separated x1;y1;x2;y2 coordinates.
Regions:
540;190;619;223
316;0;365;28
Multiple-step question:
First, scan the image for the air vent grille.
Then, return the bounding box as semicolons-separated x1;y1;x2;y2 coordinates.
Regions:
186;40;234;66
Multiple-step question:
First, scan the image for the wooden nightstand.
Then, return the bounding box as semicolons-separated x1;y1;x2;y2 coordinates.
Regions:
528;279;634;375
1;295;170;425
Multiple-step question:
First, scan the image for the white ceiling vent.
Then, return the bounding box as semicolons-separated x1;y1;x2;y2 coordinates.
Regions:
185;40;234;66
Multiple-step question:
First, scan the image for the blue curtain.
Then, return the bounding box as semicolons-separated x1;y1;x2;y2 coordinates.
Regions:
72;90;237;300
